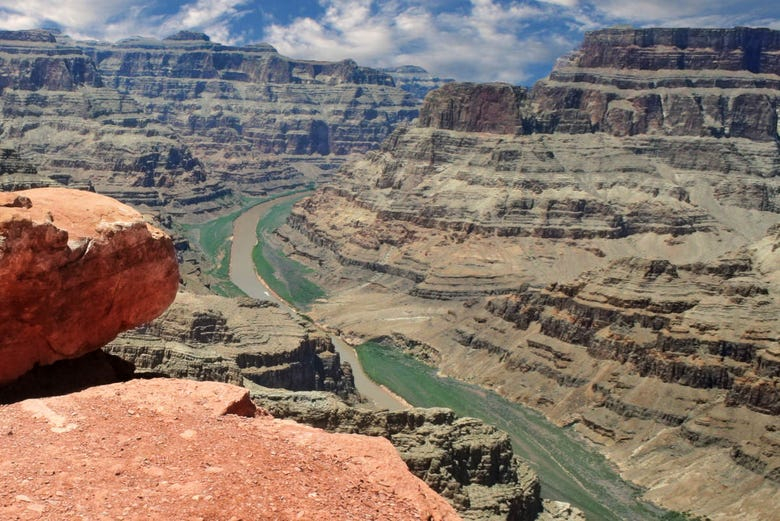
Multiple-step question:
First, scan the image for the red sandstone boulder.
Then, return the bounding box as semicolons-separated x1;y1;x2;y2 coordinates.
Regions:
0;188;178;384
0;378;460;520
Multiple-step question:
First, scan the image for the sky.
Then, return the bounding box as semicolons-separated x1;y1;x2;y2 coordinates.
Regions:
0;0;779;84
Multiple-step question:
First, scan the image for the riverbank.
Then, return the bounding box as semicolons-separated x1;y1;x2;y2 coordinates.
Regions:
229;195;408;411
356;341;670;521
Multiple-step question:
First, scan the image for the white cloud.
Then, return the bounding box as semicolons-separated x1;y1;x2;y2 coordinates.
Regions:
1;0;120;27
159;0;249;44
0;11;40;31
266;0;572;83
538;0;579;6
0;0;248;42
587;0;777;26
0;0;778;84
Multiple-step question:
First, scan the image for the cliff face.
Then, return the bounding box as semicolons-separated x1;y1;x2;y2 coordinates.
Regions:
84;31;415;158
94;31;395;86
573;27;780;73
0;378;461;521
421;28;780;141
0;29;418;222
531;29;780;141
0;31;222;217
0;30;101;91
106;291;355;398
278;27;780;520
0;188;178;384
419;83;528;134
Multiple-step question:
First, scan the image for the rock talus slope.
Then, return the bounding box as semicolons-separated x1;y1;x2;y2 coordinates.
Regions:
0;187;178;384
279;27;780;520
0;378;460;521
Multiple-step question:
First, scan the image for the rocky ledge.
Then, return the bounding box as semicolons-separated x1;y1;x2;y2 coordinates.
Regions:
106;291;355;399
0;378;460;520
252;387;544;521
0;187;178;384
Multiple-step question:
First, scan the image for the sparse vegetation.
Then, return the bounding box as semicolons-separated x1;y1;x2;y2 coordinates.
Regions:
660;512;711;521
185;207;249;297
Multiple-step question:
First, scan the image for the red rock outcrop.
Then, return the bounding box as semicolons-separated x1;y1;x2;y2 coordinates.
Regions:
419;82;527;134
0;187;178;384
0;378;460;521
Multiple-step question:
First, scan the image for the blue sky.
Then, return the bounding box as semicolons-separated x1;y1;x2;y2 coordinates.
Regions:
1;0;779;84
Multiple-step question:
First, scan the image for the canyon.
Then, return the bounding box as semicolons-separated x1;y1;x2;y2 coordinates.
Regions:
277;27;780;520
1;24;779;520
0;186;555;520
0;28;422;229
0;28;572;521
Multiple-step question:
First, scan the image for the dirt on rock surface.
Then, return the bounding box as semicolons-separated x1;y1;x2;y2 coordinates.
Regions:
0;378;460;521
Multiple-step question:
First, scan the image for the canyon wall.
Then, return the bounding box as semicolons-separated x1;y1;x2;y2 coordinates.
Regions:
0;30;419;222
106;291;355;398
280;27;780;520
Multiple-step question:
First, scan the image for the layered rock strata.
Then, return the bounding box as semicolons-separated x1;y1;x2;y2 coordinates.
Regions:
423;27;780;140
0;30;220;212
82;32;418;181
0;30;418;224
251;386;546;521
0;378;460;520
277;27;780;520
106;291;354;398
0;187;178;384
381;65;455;101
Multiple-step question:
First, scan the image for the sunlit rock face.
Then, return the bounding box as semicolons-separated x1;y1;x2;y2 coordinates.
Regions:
0;378;461;521
0;187;179;384
0;29;419;219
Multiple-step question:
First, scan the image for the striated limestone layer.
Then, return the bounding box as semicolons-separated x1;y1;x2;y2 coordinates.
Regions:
81;31;418;206
278;27;780;520
0;30;236;219
286;124;777;299
0;378;460;521
422;27;780;141
0;187;178;384
106;290;355;398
